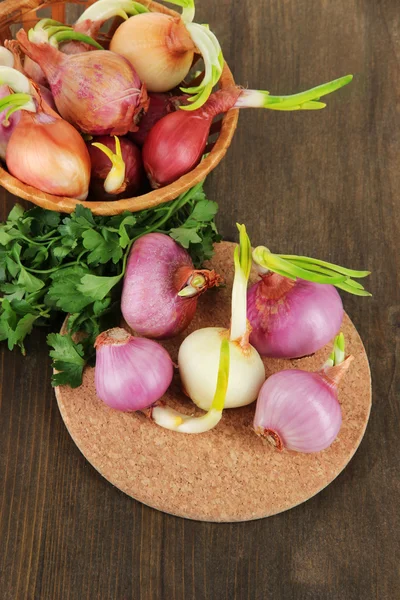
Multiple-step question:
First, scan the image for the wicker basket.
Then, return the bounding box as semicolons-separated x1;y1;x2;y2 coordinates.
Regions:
0;0;238;215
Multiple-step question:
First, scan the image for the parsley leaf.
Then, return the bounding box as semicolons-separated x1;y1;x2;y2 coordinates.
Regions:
77;273;123;301
82;229;123;265
48;266;93;312
170;227;202;247
48;333;86;388
17;267;45;293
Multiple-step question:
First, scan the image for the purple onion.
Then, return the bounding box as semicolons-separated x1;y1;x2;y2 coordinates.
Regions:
247;273;343;358
121;233;220;339
129;92;185;147
17;29;148;136
94;327;173;412
253;361;352;453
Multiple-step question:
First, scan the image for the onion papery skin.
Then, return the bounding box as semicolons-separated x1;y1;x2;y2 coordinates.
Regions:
6;109;91;199
110;13;195;93
24;56;48;87
247;273;344;359
23;20;98;87
38;84;57;112
87;135;144;199
95;328;173;412
143;87;241;188
129;92;183;147
253;369;342;453
0;84;20;160
17;29;148;136
121;233;214;339
178;327;266;410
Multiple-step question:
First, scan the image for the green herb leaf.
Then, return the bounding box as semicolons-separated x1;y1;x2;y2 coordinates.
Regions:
82;229;123;265
48;333;86;388
48;266;93;312
17;266;45;293
8;313;39;352
7;204;25;222
186;199;218;224
76;273;122;301
169;227;202;248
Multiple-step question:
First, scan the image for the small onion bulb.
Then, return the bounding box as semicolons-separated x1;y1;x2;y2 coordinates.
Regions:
178;327;265;410
95;327;173;412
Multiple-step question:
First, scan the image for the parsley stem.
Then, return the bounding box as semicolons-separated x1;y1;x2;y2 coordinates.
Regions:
23;260;81;274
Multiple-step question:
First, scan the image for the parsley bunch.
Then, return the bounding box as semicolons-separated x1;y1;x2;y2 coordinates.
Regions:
0;182;220;387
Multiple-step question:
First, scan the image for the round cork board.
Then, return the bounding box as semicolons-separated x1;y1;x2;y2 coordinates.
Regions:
55;242;372;522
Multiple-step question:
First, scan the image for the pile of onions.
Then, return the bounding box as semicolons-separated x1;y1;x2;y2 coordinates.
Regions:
143;76;353;188
121;232;221;339
16;29;148;136
87;135;144;199
253;334;353;453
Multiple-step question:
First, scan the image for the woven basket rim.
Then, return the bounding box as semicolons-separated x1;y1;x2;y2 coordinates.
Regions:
0;0;238;215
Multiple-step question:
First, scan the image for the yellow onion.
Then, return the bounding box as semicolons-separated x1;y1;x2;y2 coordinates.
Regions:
6;102;90;199
110;13;195;93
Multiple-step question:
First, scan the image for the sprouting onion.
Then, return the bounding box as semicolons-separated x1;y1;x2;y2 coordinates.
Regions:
151;338;230;434
121;232;221;339
143;76;353;187
77;0;149;24
178;224;265;410
28;18;104;50
110;0;223;106
248;246;371;358
0;68;91;199
253;334;353;453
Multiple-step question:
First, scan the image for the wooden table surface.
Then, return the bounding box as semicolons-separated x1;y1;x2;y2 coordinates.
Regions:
1;0;399;598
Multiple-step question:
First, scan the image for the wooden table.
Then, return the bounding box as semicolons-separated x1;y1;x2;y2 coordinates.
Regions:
1;1;399;598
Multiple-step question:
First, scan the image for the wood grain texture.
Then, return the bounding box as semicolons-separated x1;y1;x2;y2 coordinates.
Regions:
0;0;399;597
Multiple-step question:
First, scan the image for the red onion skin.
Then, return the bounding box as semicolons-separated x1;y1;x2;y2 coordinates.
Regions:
247;273;344;359
87;135;144;199
0;84;20;160
129;92;185;147
142;87;241;188
121;233;216;339
95;331;173;411
17;29;148;136
253;369;343;453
